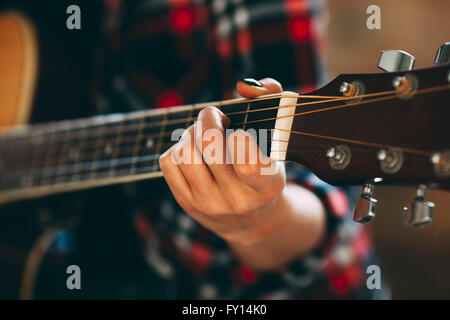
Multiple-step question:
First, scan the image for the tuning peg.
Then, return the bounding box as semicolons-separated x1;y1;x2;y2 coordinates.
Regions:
435;42;450;65
403;184;435;227
353;183;377;224
377;50;415;72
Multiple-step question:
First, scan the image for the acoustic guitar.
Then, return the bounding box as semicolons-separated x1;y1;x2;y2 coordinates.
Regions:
0;11;449;298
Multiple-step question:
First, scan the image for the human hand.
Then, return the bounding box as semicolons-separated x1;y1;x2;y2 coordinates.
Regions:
159;78;287;245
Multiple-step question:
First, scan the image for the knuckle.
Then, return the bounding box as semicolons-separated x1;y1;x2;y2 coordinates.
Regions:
199;106;219;119
263;179;285;201
190;179;208;197
235;163;260;177
199;200;222;215
227;192;252;214
159;152;170;169
230;201;251;215
179;138;191;153
264;189;280;203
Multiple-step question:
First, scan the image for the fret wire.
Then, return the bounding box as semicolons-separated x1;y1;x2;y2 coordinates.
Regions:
186;104;194;128
2;98;272;174
9;131;434;190
154;112;169;170
4;129;176;173
2;83;448;199
1;138;19;190
242;102;251;131
0;93;304;142
54;125;86;183
58;154;161;178
70;124;90;183
24;132;40;189
11;120;440;187
16;106;199;160
243;97;281;156
88;120;107;180
130;116;146;174
2;97;283;186
2;153;163;188
2;97;286;164
0;95;295;148
53;128;74;185
32;132;50;187
0;88;409;151
108;117;126;178
38;130;57;187
7;139;23;187
2;96;278;175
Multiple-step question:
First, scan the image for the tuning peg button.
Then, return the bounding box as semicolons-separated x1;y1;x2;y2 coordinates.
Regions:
403;184;435;227
378;50;415;72
353;183;377;223
435;42;450;65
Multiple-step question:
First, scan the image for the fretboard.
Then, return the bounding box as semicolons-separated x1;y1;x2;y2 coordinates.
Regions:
0;95;284;205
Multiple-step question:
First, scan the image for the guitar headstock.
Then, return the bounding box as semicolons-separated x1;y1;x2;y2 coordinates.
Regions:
285;44;450;227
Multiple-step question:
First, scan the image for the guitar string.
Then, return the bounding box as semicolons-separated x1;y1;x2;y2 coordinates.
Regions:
5;80;444;165
102;87;400;136
3;128;439;192
7;82;448;168
0;86;404;162
271;128;433;157
1;85;447;176
2;90;404;171
2;85;447;182
6;136;400;182
5;137;431;196
0;92;339;142
11;132;433;185
2;139;420;187
0;133;434;191
2;80;448;160
235;84;450;126
0;88;400;146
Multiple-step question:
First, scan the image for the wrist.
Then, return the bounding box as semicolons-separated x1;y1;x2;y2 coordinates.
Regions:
225;190;292;247
227;184;327;271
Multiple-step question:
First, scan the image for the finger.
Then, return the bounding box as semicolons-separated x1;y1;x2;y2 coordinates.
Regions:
195;106;238;185
236;77;283;98
176;125;216;197
159;146;194;211
227;129;285;193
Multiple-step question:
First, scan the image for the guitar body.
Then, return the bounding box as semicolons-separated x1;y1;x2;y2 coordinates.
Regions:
0;12;54;300
0;11;37;128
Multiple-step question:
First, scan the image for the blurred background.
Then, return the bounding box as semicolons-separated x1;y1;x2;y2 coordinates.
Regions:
327;0;450;299
0;0;449;299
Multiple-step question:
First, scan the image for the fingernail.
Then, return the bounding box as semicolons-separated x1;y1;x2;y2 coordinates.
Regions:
240;78;262;87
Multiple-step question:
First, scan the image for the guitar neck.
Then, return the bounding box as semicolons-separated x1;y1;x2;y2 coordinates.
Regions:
0;94;287;205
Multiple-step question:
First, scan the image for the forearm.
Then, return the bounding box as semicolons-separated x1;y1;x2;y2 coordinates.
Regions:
228;183;326;271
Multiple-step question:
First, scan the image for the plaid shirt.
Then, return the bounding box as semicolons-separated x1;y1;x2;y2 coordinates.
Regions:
89;0;376;299
97;0;329;112
1;0;379;299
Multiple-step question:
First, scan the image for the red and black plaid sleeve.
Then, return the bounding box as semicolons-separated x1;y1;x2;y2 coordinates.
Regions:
98;0;329;112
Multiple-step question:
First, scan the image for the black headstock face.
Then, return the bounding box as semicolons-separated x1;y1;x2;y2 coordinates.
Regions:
286;63;450;190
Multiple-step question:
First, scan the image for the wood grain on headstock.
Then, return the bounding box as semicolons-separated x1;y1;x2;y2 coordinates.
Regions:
286;64;450;190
